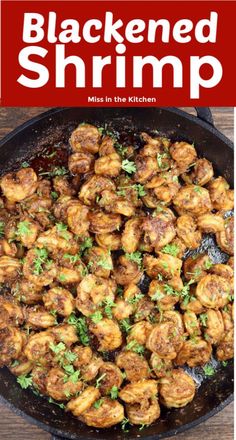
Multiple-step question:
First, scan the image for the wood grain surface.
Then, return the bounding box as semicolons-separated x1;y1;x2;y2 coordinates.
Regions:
0;107;234;440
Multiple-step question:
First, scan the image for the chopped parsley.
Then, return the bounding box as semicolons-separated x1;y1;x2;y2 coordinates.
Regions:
194;186;202;194
51;191;59;200
199;313;208;327
63;253;80;264
202;364;215;377
49;341;66;354
121;417;130;432
67;313;90;346
204;259;213;270
126;340;145;355
133;183;146;197
33;248;52;276
110;386;119;400
151;290;165;301
63;368;81;384
125;251;143;268
120;318;133;333
90;310;103;324
80;237;93;253
127;293;144;304
222;361;228;367
93;399;104;409
21;161;30;168
97;258;113;270
161;243;179;257
16;220;32;237
121;159;136;174
95;373;106;388
103;298;116;318
56;222;70;240
48;397;65;409
17;374;33;389
157;152;169;170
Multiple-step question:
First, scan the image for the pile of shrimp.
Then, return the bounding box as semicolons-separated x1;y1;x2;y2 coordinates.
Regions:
0;123;234;429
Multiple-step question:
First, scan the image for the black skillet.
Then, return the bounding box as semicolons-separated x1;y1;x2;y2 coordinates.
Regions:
0;107;234;440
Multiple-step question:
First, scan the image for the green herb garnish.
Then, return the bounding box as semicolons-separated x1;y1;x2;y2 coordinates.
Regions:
17;374;33;389
121;159;136;174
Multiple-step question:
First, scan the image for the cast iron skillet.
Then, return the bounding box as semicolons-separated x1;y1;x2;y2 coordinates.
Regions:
0;107;234;440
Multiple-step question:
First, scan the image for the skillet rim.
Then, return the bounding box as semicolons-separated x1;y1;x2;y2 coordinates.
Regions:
0;106;234;440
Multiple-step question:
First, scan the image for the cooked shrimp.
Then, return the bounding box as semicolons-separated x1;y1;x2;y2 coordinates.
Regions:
46;367;83;400
43;287;75;317
196;274;230;309
88;210;122;234
66;386;100;416
68;152;94;175
173;185;212;216
170;142;197;173
116;351;150;382
89;318;122;351
79;175;115;206
146;322;183;360
121;218;143;253
216;216;234;255
175;338;212;367
0;256;22;283
76;274;116;317
0;168;37;202
95;153;121;177
70;123;101;154
67;203;90;236
81;397;124;428
159;369;195;408
182;158;213;186
176;215;202;250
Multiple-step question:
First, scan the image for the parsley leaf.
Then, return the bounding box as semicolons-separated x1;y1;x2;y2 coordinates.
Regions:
121;417;130;432
110;386;118;400
127;293;144;304
16;220;32;237
202;364;215;376
120;318;133;333
93;398;104;409
48;397;65;409
21;161;30;168
63;253;80;264
161;243;179;257
125;251;143;268
67;313;90;346
33;248;51;275
121;159;136;174
95;373;106;388
126;340;145;355
151;290;165;301
97;258;113;270
204;259;213;270
17;374;33;389
194;186;202;194
80;237;93;253
56;222;70;240
90;310;103;324
199;313;208;327
49;342;66;354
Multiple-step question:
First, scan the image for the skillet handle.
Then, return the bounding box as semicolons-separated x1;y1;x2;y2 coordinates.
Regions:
194;107;214;126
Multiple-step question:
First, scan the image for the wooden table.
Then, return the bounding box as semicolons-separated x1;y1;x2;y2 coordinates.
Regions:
0;107;234;440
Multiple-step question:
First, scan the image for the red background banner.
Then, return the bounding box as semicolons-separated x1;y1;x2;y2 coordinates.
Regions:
1;1;236;106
